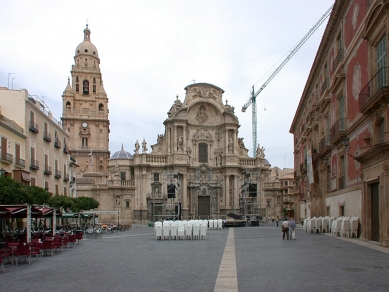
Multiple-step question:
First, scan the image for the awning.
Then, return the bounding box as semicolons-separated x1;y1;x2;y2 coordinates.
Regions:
0;205;61;218
61;212;79;218
21;171;31;182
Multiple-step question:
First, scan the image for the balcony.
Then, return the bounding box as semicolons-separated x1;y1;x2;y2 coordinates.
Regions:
54;139;61;149
319;135;331;154
330;118;347;144
63;145;70;154
359;67;389;114
43;131;52;142
63;173;69;182
1;153;13;164
54;170;61;179
44;165;52;175
321;77;329;96
333;49;343;71
29;121;39;133
30;159;39;170
14;158;25;168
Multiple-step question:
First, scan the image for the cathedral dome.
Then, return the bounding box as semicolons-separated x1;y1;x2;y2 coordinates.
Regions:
75;25;99;58
110;144;133;160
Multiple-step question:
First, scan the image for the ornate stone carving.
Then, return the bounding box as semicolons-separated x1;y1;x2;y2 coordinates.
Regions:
193;128;213;140
214;148;223;166
196;105;208;124
191;84;221;100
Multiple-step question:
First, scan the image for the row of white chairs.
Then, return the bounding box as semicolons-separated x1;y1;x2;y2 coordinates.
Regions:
154;219;223;240
303;216;359;238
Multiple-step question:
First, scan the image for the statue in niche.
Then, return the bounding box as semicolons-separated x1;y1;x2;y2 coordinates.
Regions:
228;138;234;153
177;136;183;151
134;140;140;154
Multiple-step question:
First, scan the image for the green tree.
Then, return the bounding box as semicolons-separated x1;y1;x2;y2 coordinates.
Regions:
48;195;75;211
73;196;99;211
0;176;30;204
24;186;52;205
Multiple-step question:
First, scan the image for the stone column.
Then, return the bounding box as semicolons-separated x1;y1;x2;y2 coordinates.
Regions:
382;166;389;247
234;175;239;211
182;175;189;219
173;125;177;152
225;175;229;208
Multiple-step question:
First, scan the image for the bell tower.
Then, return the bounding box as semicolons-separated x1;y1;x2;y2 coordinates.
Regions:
61;25;110;174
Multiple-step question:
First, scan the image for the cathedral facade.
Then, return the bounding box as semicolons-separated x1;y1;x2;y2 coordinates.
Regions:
63;26;272;224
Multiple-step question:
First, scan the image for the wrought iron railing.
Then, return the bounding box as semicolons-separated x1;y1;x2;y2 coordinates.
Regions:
330;118;347;141
321;77;329;96
359;67;388;110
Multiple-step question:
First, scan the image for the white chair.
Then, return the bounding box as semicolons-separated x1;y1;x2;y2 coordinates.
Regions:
208;219;214;230
350;218;358;238
170;221;178;240
192;223;200;240
341;218;350;238
185;223;192;240
177;221;185;240
217;219;223;230
203;219;208;229
163;222;170;240
200;223;207;239
315;218;322;233
332;219;341;237
155;222;163;240
322;218;328;233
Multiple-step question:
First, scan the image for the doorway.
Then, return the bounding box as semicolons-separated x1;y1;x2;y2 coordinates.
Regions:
198;196;210;219
371;182;380;242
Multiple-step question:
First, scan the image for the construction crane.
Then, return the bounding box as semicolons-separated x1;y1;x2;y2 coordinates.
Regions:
242;4;334;157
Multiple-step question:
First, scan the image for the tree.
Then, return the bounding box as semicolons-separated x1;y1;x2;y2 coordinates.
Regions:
0;176;30;204
73;196;99;212
23;186;51;205
48;195;75;211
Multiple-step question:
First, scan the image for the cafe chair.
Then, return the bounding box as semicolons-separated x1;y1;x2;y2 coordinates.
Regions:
15;245;31;265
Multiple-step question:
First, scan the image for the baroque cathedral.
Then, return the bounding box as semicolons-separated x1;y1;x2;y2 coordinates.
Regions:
62;26;272;224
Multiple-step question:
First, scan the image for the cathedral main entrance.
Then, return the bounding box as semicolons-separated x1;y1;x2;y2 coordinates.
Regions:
198;196;210;219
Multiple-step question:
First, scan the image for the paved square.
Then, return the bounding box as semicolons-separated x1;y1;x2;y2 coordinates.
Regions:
1;225;389;292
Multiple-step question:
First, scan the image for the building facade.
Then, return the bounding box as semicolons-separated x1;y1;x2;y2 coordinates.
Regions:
0;88;72;194
290;0;389;246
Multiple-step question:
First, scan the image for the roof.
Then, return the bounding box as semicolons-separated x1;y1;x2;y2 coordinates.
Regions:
110;144;133;160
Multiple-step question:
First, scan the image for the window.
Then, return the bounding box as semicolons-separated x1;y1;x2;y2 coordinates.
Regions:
377;35;387;88
76;84;79;92
126;201;130;208
82;137;88;147
120;172;126;181
31;177;36;186
93;78;96;84
64;187;67;196
76;76;79;82
154;173;159;181
66;101;71;109
55;184;59;195
199;143;208;162
30;111;35;122
339;205;345;217
378;118;385;143
99;103;104;111
45;181;49;191
93;85;96;93
267;200;270;207
83;80;89;94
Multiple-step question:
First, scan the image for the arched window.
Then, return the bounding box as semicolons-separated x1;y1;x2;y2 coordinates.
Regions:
76;76;79;82
93;85;96;93
99;103;104;111
76;84;79;92
83;80;89;94
199;143;208;162
66;101;71;109
82;137;88;147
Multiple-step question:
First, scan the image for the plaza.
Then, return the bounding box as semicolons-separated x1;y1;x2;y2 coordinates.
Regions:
1;224;388;292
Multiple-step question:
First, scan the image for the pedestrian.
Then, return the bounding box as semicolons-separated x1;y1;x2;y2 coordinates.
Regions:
281;218;289;240
289;218;296;240
275;216;279;227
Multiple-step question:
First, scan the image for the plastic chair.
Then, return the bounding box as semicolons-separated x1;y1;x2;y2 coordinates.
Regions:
341;219;350;238
217;219;223;230
200;224;207;239
351;218;358;238
170;222;178;240
15;245;31;265
192;223;200;240
322;218;328;233
163;223;170;240
43;240;54;256
155;224;163;240
185;224;192;240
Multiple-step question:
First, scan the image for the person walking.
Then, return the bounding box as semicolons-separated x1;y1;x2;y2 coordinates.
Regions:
281;218;289;240
275;216;279;227
289;218;296;240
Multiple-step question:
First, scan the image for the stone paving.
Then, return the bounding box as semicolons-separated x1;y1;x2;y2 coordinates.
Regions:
1;224;389;292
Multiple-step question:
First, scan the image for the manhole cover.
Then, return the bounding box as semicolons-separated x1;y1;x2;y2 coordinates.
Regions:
342;268;365;272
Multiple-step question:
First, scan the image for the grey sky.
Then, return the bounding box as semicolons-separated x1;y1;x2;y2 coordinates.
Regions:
0;0;334;168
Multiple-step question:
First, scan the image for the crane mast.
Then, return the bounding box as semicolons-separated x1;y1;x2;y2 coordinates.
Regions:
242;4;333;156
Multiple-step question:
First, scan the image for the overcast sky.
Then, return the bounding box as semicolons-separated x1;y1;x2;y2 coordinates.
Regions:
0;0;334;169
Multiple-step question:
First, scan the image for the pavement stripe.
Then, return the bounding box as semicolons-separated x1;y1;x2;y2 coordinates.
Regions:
214;228;238;292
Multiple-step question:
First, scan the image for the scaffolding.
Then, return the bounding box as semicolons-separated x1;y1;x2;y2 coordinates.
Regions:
240;170;262;223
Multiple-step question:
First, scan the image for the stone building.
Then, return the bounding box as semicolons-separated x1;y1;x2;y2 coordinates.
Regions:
290;0;389;246
0;88;73;194
64;26;273;224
